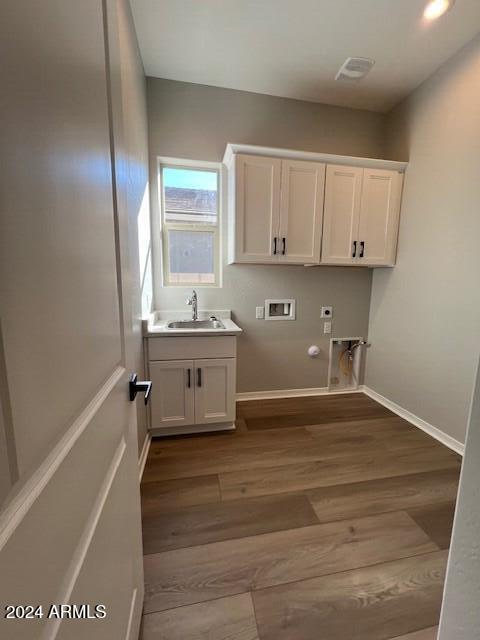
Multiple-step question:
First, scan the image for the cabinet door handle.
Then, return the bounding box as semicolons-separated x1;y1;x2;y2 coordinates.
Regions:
359;241;365;258
197;368;202;387
352;241;357;258
187;368;191;388
273;237;277;255
282;237;286;255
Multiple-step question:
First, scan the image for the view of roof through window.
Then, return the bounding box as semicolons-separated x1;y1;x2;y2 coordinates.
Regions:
163;167;217;224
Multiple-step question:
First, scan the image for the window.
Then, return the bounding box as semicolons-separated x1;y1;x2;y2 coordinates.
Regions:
160;163;220;286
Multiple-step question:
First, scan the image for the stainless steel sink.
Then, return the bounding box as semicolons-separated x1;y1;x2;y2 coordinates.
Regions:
166;319;225;330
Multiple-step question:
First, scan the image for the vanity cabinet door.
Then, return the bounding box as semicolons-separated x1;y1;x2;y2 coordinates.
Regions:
194;359;236;425
149;360;195;428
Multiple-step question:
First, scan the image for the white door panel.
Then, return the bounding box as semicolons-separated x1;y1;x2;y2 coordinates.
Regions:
149;360;195;428
55;444;138;640
1;1;122;477
195;359;236;425
358;169;403;266
279;160;325;264
0;1;144;638
321;165;363;265
0;372;136;639
235;154;281;262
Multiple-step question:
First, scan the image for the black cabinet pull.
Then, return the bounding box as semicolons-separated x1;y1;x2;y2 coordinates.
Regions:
282;237;286;255
352;241;357;258
359;241;365;258
197;368;202;387
129;373;152;405
187;368;191;388
273;237;277;255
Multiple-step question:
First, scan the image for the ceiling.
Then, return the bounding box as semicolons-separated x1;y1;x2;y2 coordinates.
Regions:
130;0;480;112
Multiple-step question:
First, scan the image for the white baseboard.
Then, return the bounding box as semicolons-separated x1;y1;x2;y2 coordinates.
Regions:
362;385;464;456
236;386;362;402
235;384;465;456
138;432;151;482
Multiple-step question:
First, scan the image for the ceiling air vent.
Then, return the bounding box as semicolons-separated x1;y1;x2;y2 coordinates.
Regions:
335;57;375;81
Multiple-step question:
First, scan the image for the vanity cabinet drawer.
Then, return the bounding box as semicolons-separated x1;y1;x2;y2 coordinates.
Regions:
147;336;237;361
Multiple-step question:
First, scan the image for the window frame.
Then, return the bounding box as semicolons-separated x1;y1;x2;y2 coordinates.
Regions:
158;158;222;288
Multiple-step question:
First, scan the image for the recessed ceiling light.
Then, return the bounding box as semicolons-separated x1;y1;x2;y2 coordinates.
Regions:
423;0;455;21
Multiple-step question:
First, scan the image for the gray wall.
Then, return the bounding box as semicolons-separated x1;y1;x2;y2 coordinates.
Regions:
147;78;386;392
439;358;480;639
366;35;480;444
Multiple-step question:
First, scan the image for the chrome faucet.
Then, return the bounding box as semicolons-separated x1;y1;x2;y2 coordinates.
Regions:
186;290;198;321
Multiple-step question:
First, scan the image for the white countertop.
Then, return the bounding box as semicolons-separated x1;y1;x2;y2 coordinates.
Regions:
143;310;242;337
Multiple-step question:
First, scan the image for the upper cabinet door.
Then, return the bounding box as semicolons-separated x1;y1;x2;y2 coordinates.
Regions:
321;165;363;264
234;154;282;263
279;160;326;264
357;169;404;266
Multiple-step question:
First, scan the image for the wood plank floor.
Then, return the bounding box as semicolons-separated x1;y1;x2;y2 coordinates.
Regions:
140;393;461;640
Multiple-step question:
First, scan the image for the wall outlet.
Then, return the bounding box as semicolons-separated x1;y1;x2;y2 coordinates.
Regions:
321;306;333;318
255;306;265;319
323;321;332;334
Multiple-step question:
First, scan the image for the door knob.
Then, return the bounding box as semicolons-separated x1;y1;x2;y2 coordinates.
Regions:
129;373;152;405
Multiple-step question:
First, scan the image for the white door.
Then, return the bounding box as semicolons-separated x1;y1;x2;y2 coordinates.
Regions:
194;359;236;425
0;2;144;639
149;361;195;429
357;169;404;266
321;165;363;265
234;154;282;263
279;160;326;264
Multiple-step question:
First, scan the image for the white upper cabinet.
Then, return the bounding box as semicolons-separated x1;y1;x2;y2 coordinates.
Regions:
279;160;325;264
322;165;363;265
322;165;403;266
233;154;281;263
225;144;406;267
230;153;325;264
357;168;404;266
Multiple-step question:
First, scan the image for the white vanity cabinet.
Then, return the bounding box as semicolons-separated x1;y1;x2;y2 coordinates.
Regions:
146;336;237;435
224;144;406;268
